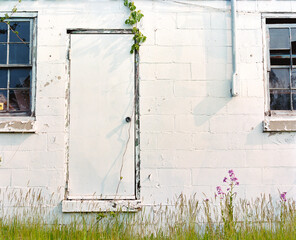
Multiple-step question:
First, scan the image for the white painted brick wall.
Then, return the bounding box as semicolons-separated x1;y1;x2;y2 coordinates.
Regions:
0;0;296;218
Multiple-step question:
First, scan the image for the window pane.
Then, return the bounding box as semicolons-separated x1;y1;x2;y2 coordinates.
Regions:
0;44;7;64
0;22;7;42
0;90;7;112
9;21;30;43
0;69;7;88
270;50;290;65
270;68;290;88
269;28;290;49
293;91;296;110
9;90;30;112
10;69;30;88
9;43;30;64
270;89;291;110
292;69;296;88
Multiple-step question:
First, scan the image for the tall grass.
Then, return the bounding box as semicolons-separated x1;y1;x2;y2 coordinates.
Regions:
0;170;295;239
0;192;295;239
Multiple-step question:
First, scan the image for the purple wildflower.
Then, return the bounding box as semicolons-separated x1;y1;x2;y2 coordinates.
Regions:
216;186;225;195
228;169;234;177
280;192;287;202
231;177;238;182
236;181;240;186
223;177;227;183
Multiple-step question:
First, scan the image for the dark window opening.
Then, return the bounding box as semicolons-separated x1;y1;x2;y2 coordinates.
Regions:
0;20;32;115
268;24;296;111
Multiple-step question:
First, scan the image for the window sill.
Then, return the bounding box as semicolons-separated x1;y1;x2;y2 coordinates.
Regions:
0;118;35;133
263;118;296;132
62;200;141;213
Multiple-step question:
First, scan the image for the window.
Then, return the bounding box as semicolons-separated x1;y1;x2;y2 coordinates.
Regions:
267;24;296;111
264;18;296;131
0;17;36;116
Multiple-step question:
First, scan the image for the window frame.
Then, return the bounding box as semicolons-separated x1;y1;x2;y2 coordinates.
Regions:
0;12;37;118
263;14;296;132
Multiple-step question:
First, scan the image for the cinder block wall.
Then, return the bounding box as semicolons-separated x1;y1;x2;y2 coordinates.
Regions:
0;0;295;216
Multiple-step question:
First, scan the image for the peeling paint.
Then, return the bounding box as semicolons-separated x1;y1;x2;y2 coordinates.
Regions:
263;119;296;132
0;120;35;132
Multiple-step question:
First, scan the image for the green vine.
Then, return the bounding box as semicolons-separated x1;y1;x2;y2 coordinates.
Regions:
0;0;22;41
123;0;147;53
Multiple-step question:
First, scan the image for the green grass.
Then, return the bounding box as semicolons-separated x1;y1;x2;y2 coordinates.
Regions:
0;194;296;239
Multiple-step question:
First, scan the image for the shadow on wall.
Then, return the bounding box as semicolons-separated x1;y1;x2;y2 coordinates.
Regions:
192;11;232;127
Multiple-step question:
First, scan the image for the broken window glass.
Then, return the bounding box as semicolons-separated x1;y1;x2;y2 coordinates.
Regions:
0;18;33;115
270;90;291;110
0;22;7;42
270;50;290;65
9;21;30;43
10;69;30;88
9;90;30;111
268;24;296;112
269;68;290;88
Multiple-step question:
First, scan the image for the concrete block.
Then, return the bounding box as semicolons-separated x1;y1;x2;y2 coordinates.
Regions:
36;97;65;116
155;97;192;115
192;168;228;186
156;29;205;46
140;132;158;150
141;46;206;63
191;63;232;81
141;12;177;30
141;169;159;188
36;116;65;133
237;29;262;48
141;115;174;132
209;30;232;47
239;46;263;63
140;81;174;97
192;97;229;115
37;46;67;64
207;80;231;98
175;114;210;133
139;64;156;80
157;133;192;150
257;1;292;12
210;12;231;30
263;168;296;185
237;13;261;30
262;133;296;150
247;79;264;97
141;150;175;168
0;170;11;187
193;132;231;150
226;97;264;115
47;133;65;151
206;46;232;64
177;12;211;29
174;81;208;97
0;134;47;151
156;63;191;80
209;115;261;133
140;97;156;115
158;169;191;187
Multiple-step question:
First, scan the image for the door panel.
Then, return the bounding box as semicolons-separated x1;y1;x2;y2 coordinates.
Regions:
68;33;135;199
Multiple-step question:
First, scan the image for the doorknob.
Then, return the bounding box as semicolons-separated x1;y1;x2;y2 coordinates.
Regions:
125;117;131;123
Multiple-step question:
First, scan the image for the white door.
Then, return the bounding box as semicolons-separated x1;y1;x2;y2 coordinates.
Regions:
68;33;135;200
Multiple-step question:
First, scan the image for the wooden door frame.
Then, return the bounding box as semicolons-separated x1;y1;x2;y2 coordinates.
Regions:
64;29;140;201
